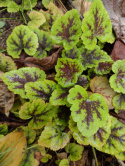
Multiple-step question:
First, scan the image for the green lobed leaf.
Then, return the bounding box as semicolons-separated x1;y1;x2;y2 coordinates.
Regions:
62;46;81;60
97;117;125;155
69;116;111;148
7;25;38;58
42;0;53;7
67;85;109;137
59;159;69;166
19;99;58;129
1;67;46;98
112;94;125;110
38;123;70;151
55;58;84;88
50;85;70;106
25;80;56;102
81;0;112;50
30;28;53;59
0;0;9;7
41;153;52;163
79;45;111;70
65;143;84;161
0;123;8;135
51;9;82;50
109;60;125;93
76;75;90;90
20;145;46;166
94;61;113;75
0;53;17;72
15;126;36;145
7;1;20;13
28;10;46;28
0;21;5;29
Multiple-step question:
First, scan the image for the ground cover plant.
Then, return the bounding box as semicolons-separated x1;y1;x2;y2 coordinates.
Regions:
0;0;125;165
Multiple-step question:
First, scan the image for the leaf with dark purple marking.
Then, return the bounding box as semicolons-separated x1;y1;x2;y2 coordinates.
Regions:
7;25;38;58
76;75;90;90
69;116;111;148
50;85;70;106
30;28;53;59
67;85;109;137
112;94;125;110
55;58;83;88
79;45;111;70
19;99;58;129
109;60;125;93
25;80;56;102
97;117;125;155
94;61;113;75
81;0;112;50
62;46;81;60
2;67;46;98
15;126;36;145
51;9;81;50
38;123;70;151
20;144;46;166
0;53;17;72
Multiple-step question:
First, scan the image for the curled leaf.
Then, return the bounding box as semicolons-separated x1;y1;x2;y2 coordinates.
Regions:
2;67;46;98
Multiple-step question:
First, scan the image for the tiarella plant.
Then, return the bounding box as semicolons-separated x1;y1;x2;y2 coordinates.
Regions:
1;0;125;165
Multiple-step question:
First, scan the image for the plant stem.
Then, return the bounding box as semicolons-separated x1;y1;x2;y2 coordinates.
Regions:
92;147;98;166
0;18;21;20
0;8;7;13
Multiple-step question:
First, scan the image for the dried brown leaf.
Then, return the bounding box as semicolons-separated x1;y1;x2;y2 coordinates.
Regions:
24;47;63;71
90;76;117;109
111;40;125;61
0;72;14;116
102;0;125;43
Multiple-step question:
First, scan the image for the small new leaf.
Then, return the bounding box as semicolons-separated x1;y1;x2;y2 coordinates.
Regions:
55;58;84;88
65;143;84;161
7;1;20;13
67;85;109;137
51;9;81;50
0;123;8;135
81;0;112;50
25;80;56;102
19;99;58;129
28;11;46;28
109;60;125;93
76;75;90;90
80;45;111;70
38;123;70;151
7;25;38;58
2;67;46;98
59;159;69;166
